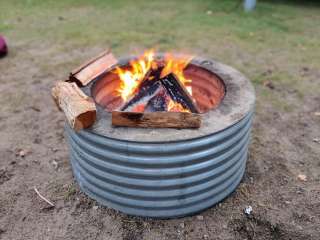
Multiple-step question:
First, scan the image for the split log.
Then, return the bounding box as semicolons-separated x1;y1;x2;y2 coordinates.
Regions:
160;73;200;113
120;69;161;111
52;81;96;131
69;50;117;86
112;111;201;129
144;89;168;112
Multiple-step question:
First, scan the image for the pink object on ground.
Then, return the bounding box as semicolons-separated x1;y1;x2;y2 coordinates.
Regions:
0;36;8;57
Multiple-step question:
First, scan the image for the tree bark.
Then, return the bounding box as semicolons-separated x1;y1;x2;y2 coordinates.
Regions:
112;111;201;129
52;81;96;131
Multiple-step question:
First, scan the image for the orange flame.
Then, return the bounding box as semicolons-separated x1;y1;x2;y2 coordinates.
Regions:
115;49;193;112
160;53;193;95
115;49;155;101
167;99;190;112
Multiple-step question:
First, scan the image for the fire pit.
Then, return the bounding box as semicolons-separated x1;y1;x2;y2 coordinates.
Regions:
60;50;255;218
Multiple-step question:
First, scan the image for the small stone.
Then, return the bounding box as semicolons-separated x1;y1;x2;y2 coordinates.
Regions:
312;138;320;143
249;177;254;183
52;148;59;152
314;112;320;116
197;215;204;221
203;234;209;239
244;206;253;215
180;222;185;228
298;174;307;182
52;160;58;169
93;205;98;210
18;150;26;157
285;201;291;205
206;10;212;15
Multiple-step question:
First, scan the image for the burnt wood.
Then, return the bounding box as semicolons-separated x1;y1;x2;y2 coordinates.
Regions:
120;64;199;114
144;89;168;112
112;111;201;129
160;73;200;113
120;79;162;111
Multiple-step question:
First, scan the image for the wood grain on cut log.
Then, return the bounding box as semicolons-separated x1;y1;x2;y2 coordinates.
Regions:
69;49;117;86
112;111;201;129
52;81;96;131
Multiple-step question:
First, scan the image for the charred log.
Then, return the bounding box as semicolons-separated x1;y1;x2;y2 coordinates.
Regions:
144;89;168;112
160;73;200;113
120;79;162;112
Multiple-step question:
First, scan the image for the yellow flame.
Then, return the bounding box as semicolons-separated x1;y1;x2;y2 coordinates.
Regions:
161;53;193;95
115;49;193;111
167;99;190;113
115;49;155;101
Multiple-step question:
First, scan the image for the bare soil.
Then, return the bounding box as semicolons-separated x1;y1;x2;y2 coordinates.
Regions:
0;41;319;240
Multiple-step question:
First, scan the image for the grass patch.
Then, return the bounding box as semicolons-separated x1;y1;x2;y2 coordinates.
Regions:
0;0;319;110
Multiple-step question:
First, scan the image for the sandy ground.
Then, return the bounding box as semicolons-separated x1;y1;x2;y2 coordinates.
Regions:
0;40;319;240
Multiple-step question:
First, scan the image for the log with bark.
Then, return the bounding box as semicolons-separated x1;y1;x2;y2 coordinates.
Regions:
112;111;201;129
52;81;96;131
69;49;117;86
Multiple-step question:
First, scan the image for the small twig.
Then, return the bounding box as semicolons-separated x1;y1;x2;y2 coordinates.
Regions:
34;187;55;207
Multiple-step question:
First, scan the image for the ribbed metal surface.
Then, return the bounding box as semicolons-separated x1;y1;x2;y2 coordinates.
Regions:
66;110;253;218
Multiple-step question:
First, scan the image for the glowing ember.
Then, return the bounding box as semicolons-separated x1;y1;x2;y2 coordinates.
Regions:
167;99;190;113
114;49;194;113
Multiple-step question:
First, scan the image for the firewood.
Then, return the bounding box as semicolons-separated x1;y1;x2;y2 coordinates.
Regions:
120;70;161;111
160;73;200;113
69;50;117;86
144;89;168;112
112;111;201;129
120;64;199;113
52;81;96;131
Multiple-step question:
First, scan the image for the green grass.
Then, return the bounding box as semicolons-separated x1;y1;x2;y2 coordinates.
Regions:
1;0;319;111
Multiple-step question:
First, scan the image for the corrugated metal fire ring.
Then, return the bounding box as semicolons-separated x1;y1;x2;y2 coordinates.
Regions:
65;56;255;218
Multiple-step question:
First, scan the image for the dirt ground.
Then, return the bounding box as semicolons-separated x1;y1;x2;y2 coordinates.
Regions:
0;38;319;240
1;0;320;235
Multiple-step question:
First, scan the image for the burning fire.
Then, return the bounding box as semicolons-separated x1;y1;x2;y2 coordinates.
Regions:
114;49;193;112
167;99;190;112
161;53;193;95
115;49;155;101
